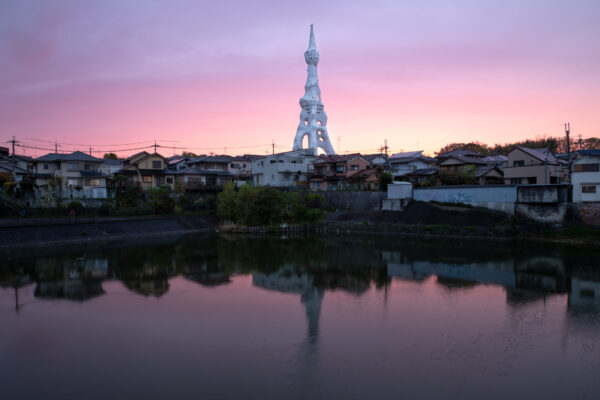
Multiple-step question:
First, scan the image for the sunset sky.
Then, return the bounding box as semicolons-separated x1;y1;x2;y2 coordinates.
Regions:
1;0;599;158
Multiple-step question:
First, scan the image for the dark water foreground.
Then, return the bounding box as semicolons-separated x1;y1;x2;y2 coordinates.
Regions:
1;234;599;400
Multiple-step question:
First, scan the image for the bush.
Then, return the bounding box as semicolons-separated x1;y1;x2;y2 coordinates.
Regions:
67;200;84;213
148;186;175;215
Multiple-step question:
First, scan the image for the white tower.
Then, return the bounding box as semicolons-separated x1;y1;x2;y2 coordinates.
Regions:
292;25;335;155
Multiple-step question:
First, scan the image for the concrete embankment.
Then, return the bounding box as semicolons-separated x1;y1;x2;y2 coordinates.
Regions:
0;215;219;253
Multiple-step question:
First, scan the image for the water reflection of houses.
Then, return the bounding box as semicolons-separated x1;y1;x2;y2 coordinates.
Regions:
183;260;231;287
35;257;108;301
117;262;175;298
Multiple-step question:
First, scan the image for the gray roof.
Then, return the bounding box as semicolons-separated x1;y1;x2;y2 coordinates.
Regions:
515;147;560;164
0;163;27;174
576;149;600;157
188;155;232;164
175;167;233;176
35;151;103;163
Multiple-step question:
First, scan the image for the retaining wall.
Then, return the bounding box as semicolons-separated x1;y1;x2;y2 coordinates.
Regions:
321;191;385;211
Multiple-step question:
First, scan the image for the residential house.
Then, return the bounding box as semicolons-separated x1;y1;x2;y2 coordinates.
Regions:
227;155;258;186
115;151;175;190
309;153;371;191
98;158;123;176
389;151;437;182
571;149;600;202
364;154;389;170
437;148;507;185
252;150;316;187
347;167;379;190
0;148;33;183
503;147;568;185
175;155;234;190
33;151;107;199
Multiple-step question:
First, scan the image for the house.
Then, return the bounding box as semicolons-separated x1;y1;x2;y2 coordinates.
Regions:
173;155;235;190
115;151;175;190
389;151;437;181
503;147;569;185
252;149;316;187
347;167;379;190
33;151;107;199
98;158;123;176
571;149;600;202
0;150;34;183
364;154;389;169
309;153;371;191
227;155;258;185
437;148;507;185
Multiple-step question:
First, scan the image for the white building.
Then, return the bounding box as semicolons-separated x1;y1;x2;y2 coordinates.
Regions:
252;150;316;187
571;150;600;202
389;151;437;180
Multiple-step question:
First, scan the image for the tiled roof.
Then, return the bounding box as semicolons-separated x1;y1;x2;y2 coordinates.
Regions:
576;149;600;157
315;153;363;163
188;155;232;164
175;167;233;176
390;150;423;159
515;147;559;164
35;151;103;163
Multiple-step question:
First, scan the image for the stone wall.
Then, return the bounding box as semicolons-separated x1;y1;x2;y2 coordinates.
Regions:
321;191;385;211
566;203;600;227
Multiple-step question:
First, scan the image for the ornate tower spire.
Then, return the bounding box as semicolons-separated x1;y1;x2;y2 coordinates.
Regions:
293;25;335;155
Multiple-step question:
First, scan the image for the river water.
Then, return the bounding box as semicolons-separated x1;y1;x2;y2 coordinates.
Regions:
1;234;600;399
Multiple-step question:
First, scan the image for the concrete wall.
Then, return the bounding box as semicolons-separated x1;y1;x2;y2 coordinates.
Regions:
322;191;385;211
387;182;413;199
517;185;569;203
413;185;517;214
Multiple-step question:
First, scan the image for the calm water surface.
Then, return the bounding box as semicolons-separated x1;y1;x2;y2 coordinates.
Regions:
1;234;600;399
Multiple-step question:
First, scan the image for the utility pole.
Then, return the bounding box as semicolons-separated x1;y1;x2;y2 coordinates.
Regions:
384;139;388;157
54;140;58;154
89;146;92;156
6;136;19;176
578;134;583;150
565;123;571;155
272;140;275;155
153;141;158;153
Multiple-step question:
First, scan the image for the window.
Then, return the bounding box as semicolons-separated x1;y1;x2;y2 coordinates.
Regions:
243;164;246;168
166;177;173;184
291;160;297;164
86;179;100;186
84;164;92;171
152;161;162;169
67;179;79;186
43;164;49;170
67;162;78;171
270;160;276;164
513;160;525;167
574;163;600;173
336;166;344;173
582;185;597;193
143;176;152;183
350;164;359;171
279;160;284;163
510;178;521;184
527;177;537;184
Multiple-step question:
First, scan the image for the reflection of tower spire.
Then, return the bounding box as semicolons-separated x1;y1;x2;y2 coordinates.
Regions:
301;286;324;343
292;25;336;155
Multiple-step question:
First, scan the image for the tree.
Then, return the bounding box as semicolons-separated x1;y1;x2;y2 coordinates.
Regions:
103;153;119;160
375;166;393;191
216;182;238;222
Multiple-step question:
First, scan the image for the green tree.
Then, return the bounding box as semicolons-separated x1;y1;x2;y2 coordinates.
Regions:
217;182;238;222
148;186;175;215
375;166;393;191
103;153;119;160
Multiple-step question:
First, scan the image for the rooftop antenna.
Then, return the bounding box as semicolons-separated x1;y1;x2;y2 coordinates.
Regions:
564;123;571;155
578;134;583;150
6;136;19;176
272;140;275;155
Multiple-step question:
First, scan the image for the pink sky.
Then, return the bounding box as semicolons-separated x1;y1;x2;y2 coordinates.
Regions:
1;0;599;158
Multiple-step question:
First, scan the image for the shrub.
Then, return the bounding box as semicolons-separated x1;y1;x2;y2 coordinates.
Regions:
148;186;175;215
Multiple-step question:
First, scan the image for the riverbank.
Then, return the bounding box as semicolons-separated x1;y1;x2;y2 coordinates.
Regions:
0;215;219;255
